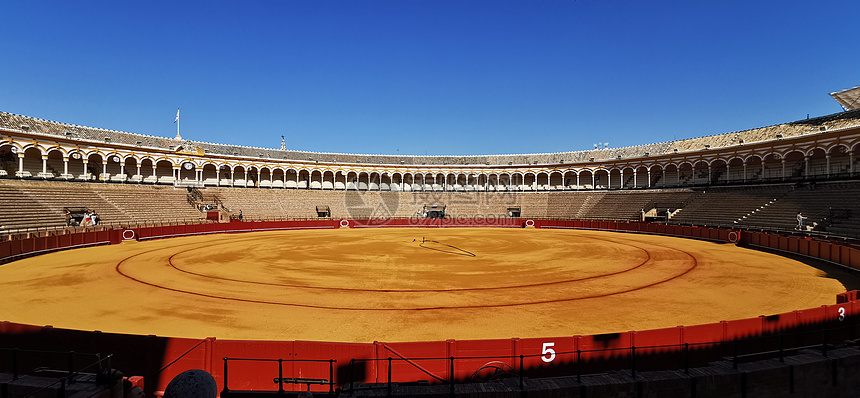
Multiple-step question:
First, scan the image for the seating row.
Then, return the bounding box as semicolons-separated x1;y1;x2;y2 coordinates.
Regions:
3;179;860;239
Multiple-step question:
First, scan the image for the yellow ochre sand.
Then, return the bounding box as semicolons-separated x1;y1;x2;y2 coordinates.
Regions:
0;228;844;343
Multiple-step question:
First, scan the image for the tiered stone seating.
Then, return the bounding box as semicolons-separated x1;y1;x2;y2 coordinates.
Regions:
669;185;793;228
0;182;66;232
207;188;346;219
90;184;204;224
0;181;115;232
541;191;594;219
442;192;524;219
0;180;206;232
4;177;860;238
208;188;298;219
540;190;698;221
737;182;860;232
595;191;691;220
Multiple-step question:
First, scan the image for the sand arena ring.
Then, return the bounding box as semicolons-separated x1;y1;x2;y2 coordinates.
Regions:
0;228;844;343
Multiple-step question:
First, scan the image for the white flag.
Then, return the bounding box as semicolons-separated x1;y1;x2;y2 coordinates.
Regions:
174;109;180;123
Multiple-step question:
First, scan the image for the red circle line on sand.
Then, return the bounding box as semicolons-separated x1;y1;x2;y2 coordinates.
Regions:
114;233;699;311
163;236;652;293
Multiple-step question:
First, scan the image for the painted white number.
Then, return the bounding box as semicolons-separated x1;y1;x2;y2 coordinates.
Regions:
838;307;845;322
541;342;556;363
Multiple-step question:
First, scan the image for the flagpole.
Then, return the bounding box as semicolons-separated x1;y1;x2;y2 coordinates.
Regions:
174;108;181;140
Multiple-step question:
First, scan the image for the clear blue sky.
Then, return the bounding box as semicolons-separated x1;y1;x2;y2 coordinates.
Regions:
3;1;858;156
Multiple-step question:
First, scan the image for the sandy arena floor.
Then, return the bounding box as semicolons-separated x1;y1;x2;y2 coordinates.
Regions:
0;228;845;343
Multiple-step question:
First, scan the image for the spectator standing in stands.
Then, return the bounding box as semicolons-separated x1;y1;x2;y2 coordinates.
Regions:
238;210;243;221
91;212;98;226
65;210;71;226
796;212;807;230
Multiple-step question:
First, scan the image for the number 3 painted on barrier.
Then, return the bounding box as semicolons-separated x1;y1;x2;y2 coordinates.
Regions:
838;307;845;322
541;342;556;363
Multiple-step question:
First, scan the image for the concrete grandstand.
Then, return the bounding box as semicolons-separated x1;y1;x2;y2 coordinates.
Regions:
2;106;860;237
2;97;860;397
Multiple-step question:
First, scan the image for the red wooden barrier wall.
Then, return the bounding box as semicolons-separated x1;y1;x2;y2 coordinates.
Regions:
141;291;858;394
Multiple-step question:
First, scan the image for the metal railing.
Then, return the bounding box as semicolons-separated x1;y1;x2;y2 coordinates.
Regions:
221;357;336;396
0;348;114;398
340;323;856;396
211;322;857;397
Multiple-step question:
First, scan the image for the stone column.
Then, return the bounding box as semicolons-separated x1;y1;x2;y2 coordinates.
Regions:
781;159;786;180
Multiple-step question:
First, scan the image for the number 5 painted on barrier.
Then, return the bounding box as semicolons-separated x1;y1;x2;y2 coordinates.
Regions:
541;342;556;363
838;307;845;321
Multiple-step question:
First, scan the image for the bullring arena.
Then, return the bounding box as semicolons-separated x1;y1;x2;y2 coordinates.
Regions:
2;90;860;397
1;227;844;343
